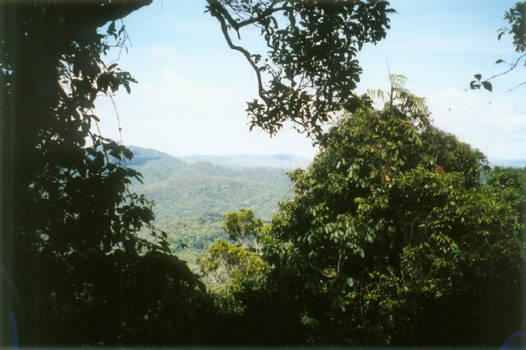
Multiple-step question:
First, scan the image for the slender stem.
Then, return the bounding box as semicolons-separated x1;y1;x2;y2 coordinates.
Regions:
485;52;526;82
506;80;526;92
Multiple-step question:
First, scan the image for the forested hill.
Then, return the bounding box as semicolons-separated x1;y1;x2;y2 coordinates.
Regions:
127;145;297;220
126;146;298;268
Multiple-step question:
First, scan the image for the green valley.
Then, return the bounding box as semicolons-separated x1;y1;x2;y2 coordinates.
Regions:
127;146;300;269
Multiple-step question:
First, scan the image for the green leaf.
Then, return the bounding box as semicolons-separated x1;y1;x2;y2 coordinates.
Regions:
495;59;504;64
474;74;482;80
123;147;133;160
481;81;492;92
107;21;116;35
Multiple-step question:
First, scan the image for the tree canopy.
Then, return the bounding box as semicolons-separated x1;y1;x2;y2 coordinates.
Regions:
262;93;525;345
2;0;524;347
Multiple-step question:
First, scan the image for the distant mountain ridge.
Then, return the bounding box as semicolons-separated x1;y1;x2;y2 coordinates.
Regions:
180;154;311;169
126;145;312;169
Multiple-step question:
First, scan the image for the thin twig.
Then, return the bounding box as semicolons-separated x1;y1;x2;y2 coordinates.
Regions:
506;80;526;92
485;52;526;82
109;94;123;144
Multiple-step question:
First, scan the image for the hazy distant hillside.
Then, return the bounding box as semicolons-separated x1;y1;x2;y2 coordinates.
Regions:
127;146;293;269
489;158;526;168
131;162;291;222
180;153;311;169
127;146;181;166
129;155;292;221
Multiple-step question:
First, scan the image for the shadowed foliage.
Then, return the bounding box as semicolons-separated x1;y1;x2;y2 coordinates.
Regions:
0;1;212;345
0;0;397;345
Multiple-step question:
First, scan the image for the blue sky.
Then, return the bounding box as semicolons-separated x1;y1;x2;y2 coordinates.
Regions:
96;0;525;160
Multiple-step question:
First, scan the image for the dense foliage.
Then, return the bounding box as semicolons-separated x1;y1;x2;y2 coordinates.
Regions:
199;209;305;345
0;1;206;345
261;98;526;345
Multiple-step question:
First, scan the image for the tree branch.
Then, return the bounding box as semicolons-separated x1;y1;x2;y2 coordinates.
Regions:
237;5;286;28
207;0;285;32
208;1;269;104
506;80;526;92
211;1;242;39
485;52;526;82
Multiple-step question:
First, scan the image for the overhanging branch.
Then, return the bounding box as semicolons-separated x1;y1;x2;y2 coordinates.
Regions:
208;1;269;104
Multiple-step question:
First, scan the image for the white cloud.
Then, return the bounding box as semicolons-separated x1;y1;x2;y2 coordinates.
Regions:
96;49;525;162
427;88;526;159
95;46;317;159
